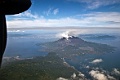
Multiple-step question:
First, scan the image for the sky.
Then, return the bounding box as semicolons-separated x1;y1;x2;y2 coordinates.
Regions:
6;0;120;28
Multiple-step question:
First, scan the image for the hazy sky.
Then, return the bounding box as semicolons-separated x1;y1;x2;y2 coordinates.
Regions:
6;0;120;28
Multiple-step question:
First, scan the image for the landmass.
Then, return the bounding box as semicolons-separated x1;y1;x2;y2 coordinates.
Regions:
39;36;114;58
0;52;87;80
80;34;116;40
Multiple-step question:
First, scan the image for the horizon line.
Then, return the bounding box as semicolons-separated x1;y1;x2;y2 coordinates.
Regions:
7;26;120;30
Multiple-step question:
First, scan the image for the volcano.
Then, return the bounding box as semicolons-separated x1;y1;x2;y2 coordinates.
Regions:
40;36;114;58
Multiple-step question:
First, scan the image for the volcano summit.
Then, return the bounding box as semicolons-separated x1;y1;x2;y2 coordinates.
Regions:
40;36;114;58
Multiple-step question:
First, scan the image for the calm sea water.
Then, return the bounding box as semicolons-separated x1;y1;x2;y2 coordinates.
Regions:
4;29;58;57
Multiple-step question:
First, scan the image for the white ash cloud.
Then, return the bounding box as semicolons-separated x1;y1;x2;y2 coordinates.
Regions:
56;29;87;39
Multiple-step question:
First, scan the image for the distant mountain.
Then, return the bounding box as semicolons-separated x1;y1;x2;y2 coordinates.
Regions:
40;36;114;58
80;34;116;40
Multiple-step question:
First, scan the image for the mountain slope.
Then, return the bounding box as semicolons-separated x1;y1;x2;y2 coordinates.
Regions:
40;36;114;58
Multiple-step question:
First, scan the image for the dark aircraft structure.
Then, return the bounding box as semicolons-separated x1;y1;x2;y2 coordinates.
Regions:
0;0;31;67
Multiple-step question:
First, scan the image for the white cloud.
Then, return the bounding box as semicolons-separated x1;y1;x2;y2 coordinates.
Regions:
81;12;120;22
85;66;90;69
45;8;53;16
107;75;116;80
53;8;59;15
8;30;25;33
67;0;120;9
56;77;68;80
89;70;108;80
13;11;39;19
44;8;59;16
90;59;103;64
113;68;120;75
89;69;116;80
78;72;85;77
7;12;120;28
71;73;76;79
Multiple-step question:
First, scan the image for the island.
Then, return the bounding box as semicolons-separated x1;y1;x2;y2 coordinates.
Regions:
39;36;114;58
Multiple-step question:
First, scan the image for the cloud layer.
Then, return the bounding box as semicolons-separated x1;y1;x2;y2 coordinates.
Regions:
6;11;120;28
68;0;120;9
